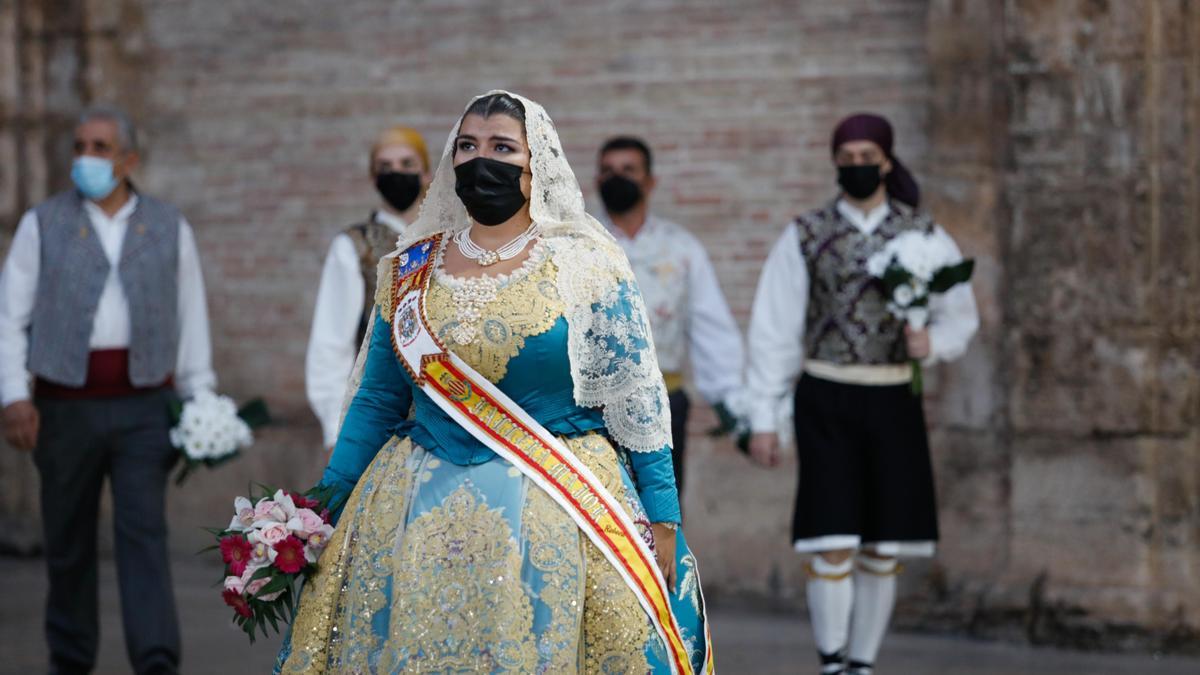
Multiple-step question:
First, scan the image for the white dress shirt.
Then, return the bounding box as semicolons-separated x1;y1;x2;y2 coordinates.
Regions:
603;213;744;405
306;210;407;448
745;199;979;432
0;194;217;406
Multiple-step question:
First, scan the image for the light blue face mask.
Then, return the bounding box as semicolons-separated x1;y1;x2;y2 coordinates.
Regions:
70;156;121;200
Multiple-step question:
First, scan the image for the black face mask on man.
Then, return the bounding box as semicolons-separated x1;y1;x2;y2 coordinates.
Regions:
454;157;528;226
375;172;423;212
598;174;642;215
837;164;884;200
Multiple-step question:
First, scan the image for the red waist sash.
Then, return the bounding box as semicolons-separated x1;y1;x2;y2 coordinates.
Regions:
35;349;172;399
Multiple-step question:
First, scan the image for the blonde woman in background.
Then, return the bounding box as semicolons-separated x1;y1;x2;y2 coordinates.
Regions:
305;126;433;450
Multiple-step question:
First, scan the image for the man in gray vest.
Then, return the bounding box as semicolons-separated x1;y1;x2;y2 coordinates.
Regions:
0;105;215;675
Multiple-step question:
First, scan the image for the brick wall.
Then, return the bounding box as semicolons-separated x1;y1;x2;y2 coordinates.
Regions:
2;0;1195;649
118;2;935;611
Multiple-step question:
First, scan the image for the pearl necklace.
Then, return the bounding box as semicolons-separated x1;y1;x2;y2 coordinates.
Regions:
449;277;498;345
453;224;539;266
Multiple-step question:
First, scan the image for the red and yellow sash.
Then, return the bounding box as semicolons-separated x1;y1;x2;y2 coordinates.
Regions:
385;237;711;674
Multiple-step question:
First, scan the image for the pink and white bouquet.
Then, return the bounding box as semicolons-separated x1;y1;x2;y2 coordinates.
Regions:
866;230;974;394
169;392;269;484
208;484;340;641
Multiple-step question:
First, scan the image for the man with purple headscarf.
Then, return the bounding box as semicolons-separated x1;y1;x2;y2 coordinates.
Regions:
743;113;979;675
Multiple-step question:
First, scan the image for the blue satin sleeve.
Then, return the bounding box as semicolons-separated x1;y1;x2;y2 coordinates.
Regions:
601;280;682;525
320;309;412;513
627;445;681;524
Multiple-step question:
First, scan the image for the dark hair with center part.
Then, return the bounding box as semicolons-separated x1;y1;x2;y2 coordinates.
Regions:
463;93;526;124
599;136;653;175
454;94;527;159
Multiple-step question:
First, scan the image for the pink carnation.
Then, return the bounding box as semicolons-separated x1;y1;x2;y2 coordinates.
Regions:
287;508;326;538
254;499;287;524
256;522;290;546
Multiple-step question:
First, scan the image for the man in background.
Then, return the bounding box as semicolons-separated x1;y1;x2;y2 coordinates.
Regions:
0;105;216;675
595;135;744;505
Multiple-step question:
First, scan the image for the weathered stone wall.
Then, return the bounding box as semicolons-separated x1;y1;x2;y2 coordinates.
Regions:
915;0;1012;635
918;0;1200;650
1002;1;1199;639
1009;0;1199;647
0;0;1196;650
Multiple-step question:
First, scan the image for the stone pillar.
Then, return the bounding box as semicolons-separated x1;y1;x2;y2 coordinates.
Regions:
924;0;1200;645
917;0;1012;626
1006;0;1199;642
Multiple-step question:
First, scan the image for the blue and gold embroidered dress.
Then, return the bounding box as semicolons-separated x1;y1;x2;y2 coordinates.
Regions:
275;237;708;674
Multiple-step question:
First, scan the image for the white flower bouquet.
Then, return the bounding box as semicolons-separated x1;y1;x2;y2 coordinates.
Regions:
866;230;974;394
169;391;270;484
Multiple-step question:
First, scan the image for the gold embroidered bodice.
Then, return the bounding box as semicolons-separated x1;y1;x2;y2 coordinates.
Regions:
425;246;565;384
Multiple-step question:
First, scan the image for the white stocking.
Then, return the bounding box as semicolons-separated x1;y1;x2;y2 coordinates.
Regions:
846;555;899;672
806;555;854;671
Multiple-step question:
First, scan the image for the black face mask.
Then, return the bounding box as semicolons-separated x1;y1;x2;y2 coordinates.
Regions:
454;157;528;226
838;164;884;200
375;171;422;212
598;174;642;215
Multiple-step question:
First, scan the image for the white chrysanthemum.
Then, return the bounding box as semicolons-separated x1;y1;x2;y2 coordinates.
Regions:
894;284;915;307
883;230;955;282
171;391;254;461
187;439;207;459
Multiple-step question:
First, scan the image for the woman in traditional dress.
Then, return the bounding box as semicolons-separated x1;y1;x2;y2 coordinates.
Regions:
275;91;711;674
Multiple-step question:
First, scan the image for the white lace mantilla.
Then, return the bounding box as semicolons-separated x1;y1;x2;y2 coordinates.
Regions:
342;90;672;453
